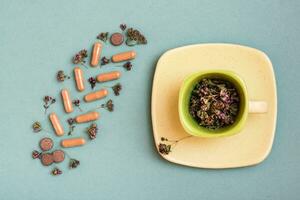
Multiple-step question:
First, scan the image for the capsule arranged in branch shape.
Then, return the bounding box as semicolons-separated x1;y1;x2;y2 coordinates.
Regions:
111;50;136;63
75;111;99;123
74;67;85;92
96;71;121;83
61;89;73;113
90;42;102;67
84;89;108;102
61;137;86;148
49;112;64;136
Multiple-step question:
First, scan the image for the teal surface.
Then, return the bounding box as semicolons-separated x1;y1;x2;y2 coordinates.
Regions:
0;0;299;199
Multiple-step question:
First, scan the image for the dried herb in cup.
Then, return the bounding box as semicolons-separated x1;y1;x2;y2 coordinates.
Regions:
189;78;240;129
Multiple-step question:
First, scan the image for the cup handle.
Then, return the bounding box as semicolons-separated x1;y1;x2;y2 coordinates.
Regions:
249;101;268;113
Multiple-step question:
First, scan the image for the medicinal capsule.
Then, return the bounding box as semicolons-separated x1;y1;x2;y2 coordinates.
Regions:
96;71;121;82
75;111;99;123
61;137;86;148
84;89;108;102
74;67;85;91
111;50;136;63
91;42;102;67
61;89;73;113
49;112;64;136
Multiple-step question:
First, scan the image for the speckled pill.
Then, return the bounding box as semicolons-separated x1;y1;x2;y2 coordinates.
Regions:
91;42;102;67
75;111;99;123
74;67;85;92
61;137;86;148
96;71;121;82
84;89;108;102
61;89;73;113
111;50;136;63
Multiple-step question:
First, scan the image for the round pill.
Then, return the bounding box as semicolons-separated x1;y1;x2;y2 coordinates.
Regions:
52;150;65;163
39;137;53;151
110;33;124;46
40;153;54;166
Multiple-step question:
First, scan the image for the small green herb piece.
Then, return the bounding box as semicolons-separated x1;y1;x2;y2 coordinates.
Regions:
67;118;76;135
51;167;62;176
73;49;88;68
87;123;98;140
101;99;114;112
69;159;80;169
56;70;70;82
112;83;122;96
97;32;109;42
126;28;147;46
43;96;56;114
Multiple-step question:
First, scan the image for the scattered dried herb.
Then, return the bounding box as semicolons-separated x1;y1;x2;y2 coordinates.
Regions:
69;159;80;169
101;56;110;66
32;150;41;159
72;99;82;112
87;123;98;140
126;28;147;46
73;49;88;68
158;136;192;155
112;83;122;96
43;96;56;114
97;32;109;42
88;77;97;89
120;24;127;31
189;78;240;129
56;70;70;82
123;61;133;71
52;167;62;176
32;122;42;132
67;118;76;135
101;99;114;112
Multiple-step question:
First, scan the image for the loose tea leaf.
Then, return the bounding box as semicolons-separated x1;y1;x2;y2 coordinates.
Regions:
101;56;110;66
56;70;70;82
101;99;114;112
67;118;76;135
72;99;82;112
88;77;97;89
87;123;98;140
32;122;42;132
69;159;80;169
112;83;122;96
123;61;132;71
73;49;88;68
126;28;147;46
43;96;56;114
189;78;240;129
97;32;109;42
32;150;41;159
52;167;62;176
120;24;127;31
158;136;192;155
158;143;171;155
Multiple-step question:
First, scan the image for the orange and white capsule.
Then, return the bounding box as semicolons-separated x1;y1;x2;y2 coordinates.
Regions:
111;50;136;63
61;89;73;113
75;111;99;123
96;71;121;82
84;89;108;102
49;112;64;136
74;67;85;92
90;42;102;67
61;137;86;148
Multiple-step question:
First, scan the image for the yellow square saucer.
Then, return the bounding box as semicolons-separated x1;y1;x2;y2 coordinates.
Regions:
151;43;277;169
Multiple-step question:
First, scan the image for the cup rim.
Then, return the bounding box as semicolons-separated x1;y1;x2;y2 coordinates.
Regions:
178;70;249;138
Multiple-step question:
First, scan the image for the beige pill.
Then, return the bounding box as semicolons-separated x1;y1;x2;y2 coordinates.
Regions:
49;113;64;136
91;42;102;67
84;89;108;102
75;111;99;123
61;137;86;148
74;67;85;92
96;71;121;82
61;89;73;113
111;50;136;63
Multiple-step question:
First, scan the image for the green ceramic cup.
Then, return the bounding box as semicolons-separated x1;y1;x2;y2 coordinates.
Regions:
178;70;267;138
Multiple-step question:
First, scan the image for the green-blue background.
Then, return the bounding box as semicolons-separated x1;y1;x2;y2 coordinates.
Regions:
0;0;299;199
